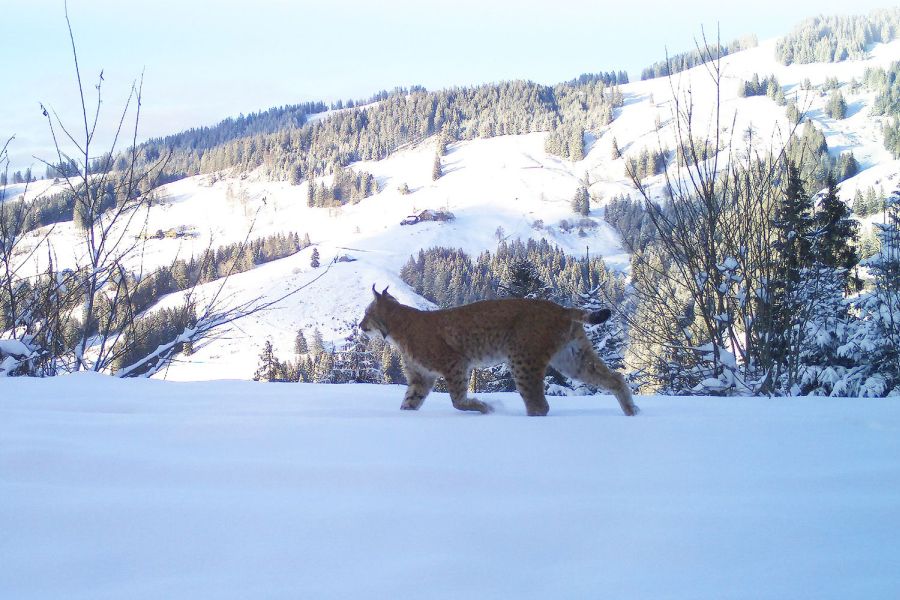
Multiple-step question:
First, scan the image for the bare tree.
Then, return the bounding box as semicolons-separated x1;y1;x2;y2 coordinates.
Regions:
2;5;323;378
618;28;813;395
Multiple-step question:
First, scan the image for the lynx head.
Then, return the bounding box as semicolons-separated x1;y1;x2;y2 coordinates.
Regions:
359;285;398;340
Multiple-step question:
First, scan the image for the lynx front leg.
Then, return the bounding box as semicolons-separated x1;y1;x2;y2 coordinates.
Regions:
551;337;639;416
401;369;436;411
445;367;493;414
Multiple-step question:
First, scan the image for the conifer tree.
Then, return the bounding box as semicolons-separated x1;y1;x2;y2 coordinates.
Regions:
844;192;900;395
294;329;309;356
826;89;847;120
571;186;590;216
380;346;403;384
253;340;282;382
766;162;819;391
311;328;325;356
814;174;859;288
775;163;815;277
432;154;442;180
290;164;303;185
498;257;549;299
310;247;320;268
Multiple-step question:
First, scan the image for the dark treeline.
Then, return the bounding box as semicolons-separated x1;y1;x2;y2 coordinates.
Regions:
738;73;785;105
786;120;858;192
852;184;887;218
545;123;585;161
640;35;758;80
113;232;308;371
566;71;629;86
868;61;900;118
1;229;310;375
1;172;179;236
626;146;669;181
109;231;309;373
867;61;900;158
253;328;403;387
604;194;659;252
399;238;627;310
117;78;625;184
136;101;329;168
304;166;377;207
776;8;900;65
544;81;624;159
328;86;424;110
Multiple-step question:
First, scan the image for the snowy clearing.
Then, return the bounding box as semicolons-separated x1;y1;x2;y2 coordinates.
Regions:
2;375;899;599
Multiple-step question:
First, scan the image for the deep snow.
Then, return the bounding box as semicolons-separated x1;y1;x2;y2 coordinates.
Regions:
2;374;899;599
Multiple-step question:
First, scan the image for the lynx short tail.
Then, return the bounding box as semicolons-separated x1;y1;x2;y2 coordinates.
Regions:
575;308;612;325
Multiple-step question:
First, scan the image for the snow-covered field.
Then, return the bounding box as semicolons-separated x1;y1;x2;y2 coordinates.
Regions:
2;375;898;599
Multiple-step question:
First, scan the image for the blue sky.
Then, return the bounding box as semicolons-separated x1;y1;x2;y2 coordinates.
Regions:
0;0;893;173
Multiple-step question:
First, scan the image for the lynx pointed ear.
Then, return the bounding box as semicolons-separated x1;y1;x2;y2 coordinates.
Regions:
382;286;390;296
381;286;398;301
372;284;381;300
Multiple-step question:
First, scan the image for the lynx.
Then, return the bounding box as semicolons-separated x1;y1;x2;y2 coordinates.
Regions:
359;286;639;416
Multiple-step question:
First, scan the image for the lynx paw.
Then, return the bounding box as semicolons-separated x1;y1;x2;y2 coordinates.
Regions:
476;401;494;414
467;398;493;414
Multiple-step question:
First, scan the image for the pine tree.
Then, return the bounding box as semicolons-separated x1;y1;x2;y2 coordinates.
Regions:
380;346;403;384
571;186;590;216
763;161;817;392
309;327;326;362
310;247;320;268
290;164;303;185
826;89;847;120
610;137;621;160
844;193;900;396
294;329;309;356
498;257;549;299
569;126;584;161
432;153;442;180
837;152;859;181
852;189;866;215
814;174;859;289
775;163;815;277
312;349;335;383
253;340;282;382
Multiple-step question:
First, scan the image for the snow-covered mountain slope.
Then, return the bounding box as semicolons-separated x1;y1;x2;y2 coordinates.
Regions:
11;37;900;380
2;375;899;599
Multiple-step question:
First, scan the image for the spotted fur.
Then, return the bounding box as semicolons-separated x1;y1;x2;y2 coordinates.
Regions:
359;286;639;416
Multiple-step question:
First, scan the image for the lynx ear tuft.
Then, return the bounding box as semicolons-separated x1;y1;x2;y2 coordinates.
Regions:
372;284;381;299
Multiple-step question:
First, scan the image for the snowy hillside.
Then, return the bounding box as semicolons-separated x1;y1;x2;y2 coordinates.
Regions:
2;375;899;599
8;36;900;380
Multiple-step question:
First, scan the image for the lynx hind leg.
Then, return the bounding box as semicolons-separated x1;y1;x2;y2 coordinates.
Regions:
510;362;550;416
401;367;436;411
445;367;493;414
551;336;639;416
